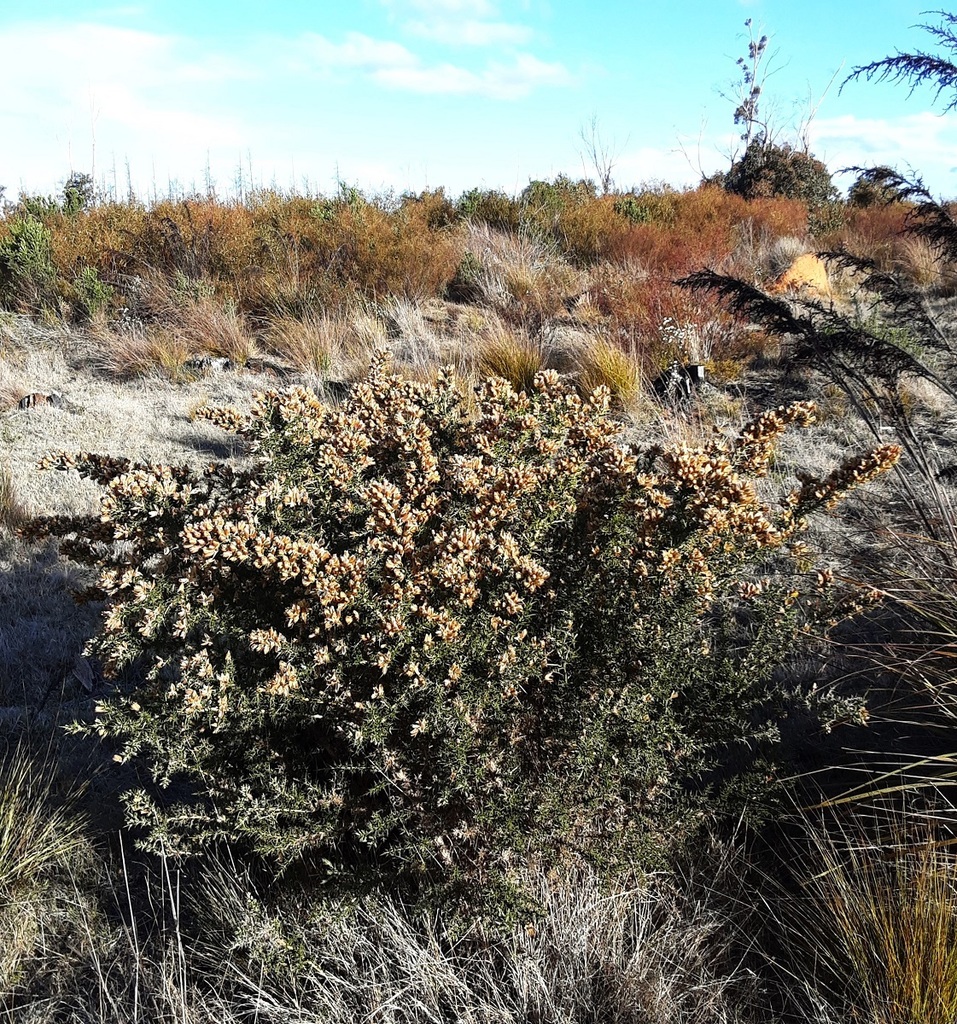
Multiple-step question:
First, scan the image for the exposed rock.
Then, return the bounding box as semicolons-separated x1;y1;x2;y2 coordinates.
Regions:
184;355;232;373
17;392;65;410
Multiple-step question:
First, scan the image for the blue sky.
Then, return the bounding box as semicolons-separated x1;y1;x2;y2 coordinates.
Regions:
4;0;957;201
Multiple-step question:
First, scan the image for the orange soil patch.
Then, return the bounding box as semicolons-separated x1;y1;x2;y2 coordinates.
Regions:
769;253;832;299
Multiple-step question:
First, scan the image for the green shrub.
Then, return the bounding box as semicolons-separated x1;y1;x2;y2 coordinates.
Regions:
718;141;839;211
17;194;61;220
613;192;678;227
39;360;898;919
0;215;58;310
456;188;521;232
62;171;95;215
520;175;596;232
72;265;114;320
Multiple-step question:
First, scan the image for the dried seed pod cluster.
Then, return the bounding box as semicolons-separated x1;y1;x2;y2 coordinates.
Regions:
35;355;897;920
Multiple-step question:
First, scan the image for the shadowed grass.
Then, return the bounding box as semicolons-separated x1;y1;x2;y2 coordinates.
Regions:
784;814;957;1024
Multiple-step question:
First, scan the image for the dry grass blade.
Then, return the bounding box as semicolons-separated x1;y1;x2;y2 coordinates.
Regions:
190;860;750;1024
0;464;27;530
264;304;384;383
575;335;644;410
174;295;256;365
477;324;547;392
95;323;198;378
0;745;88;895
789;813;957;1024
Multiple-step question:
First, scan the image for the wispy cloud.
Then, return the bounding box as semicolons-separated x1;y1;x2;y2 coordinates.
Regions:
384;0;534;49
297;31;418;71
811;112;957;191
0;20;251;192
405;18;534;47
294;28;570;98
0;12;575;200
391;0;497;14
374;53;570;98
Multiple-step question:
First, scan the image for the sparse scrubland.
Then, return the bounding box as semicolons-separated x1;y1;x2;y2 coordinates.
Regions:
11;19;957;1023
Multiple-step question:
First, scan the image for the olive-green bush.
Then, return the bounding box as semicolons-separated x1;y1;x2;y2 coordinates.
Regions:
38;360;898;919
0;215;57;311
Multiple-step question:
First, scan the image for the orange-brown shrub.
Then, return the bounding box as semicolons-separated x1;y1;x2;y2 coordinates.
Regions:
743;195;810;239
825;203;912;272
553;195;626;264
250;190;464;304
48;201;149;284
602;189;810;276
130;198;259;287
585;267;754;376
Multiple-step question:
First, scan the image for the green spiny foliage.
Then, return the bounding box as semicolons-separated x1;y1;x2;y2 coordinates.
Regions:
72;265;114;321
0;215;57;310
36;359;898;920
456;188;521;232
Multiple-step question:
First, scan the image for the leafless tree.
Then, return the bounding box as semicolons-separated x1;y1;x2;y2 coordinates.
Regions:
578;114;622;195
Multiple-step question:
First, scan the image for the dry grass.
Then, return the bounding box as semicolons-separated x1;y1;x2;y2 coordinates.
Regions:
380;296;461;376
0;745;89;897
0;463;27;530
476;321;548;392
895;236;957;294
461;221;582;327
575;334;645;410
95;322;200;378
0;851;754;1024
264;306;383;380
784;816;957;1024
185;861;752;1024
173;295;256;365
0;743;94;998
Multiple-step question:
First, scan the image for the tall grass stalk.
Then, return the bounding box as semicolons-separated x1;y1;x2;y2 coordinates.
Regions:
787;814;957;1024
0;745;88;895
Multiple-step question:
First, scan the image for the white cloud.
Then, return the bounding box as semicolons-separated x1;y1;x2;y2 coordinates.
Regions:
0;21;252;194
383;0;534;49
393;0;496;14
406;18;533;46
292;28;569;99
298;31;418;71
0;13;573;201
374;52;570;98
810;112;957;195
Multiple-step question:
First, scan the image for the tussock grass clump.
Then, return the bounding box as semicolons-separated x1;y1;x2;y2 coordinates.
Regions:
0;746;88;897
191;860;752;1024
95;322;199;379
477;325;548;392
264;307;383;380
779;817;957;1024
0;463;27;530
456;222;582;328
0;745;94;995
574;335;644;410
34;357;899;921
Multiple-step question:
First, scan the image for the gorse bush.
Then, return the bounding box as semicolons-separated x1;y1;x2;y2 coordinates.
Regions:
37;358;899;919
0;215;57;310
456;187;521;232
